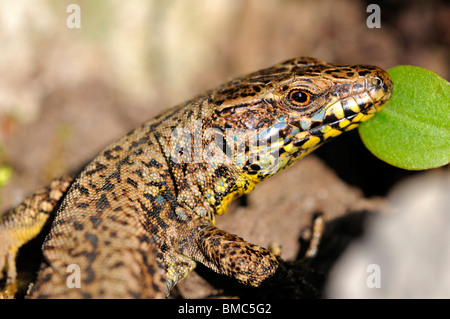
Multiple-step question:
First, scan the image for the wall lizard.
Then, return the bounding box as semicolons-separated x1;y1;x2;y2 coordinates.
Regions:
0;57;392;298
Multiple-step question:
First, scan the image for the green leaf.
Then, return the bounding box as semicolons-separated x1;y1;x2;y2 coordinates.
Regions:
359;65;450;170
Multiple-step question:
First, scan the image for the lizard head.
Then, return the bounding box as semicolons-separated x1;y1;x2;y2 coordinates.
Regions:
207;57;393;183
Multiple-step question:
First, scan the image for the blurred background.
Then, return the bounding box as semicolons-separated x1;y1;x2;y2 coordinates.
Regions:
0;0;448;298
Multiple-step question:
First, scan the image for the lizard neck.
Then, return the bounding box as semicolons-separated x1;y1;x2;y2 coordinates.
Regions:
150;98;262;219
154;99;312;218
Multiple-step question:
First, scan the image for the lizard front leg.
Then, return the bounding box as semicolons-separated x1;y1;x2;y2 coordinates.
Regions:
194;225;280;287
0;176;72;298
182;223;320;296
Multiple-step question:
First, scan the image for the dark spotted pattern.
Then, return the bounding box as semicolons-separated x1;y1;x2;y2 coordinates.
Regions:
0;57;392;298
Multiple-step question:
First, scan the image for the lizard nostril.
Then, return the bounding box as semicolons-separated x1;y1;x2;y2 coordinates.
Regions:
372;77;383;88
366;76;384;90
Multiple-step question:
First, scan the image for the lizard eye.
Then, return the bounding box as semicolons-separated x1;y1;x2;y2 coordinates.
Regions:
289;89;311;106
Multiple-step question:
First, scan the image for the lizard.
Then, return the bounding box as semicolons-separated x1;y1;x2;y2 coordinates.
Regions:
0;57;393;298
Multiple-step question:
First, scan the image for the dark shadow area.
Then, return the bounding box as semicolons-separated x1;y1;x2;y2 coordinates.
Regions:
314;130;418;197
306;211;373;281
